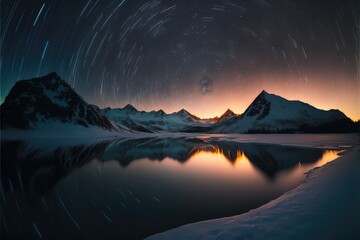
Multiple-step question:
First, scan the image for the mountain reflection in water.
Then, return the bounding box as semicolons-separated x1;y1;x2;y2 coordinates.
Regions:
1;137;341;240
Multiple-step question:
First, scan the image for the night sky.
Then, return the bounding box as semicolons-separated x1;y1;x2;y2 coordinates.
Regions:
1;0;359;119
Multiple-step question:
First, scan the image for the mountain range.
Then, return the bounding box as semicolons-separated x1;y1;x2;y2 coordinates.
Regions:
1;72;358;134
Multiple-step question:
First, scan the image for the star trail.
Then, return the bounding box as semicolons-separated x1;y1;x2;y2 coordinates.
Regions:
1;0;359;119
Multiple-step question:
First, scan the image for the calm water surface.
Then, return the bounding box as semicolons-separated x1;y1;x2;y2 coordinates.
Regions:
1;137;341;239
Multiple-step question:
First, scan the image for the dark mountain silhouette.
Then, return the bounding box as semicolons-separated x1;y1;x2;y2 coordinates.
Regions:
1;72;117;131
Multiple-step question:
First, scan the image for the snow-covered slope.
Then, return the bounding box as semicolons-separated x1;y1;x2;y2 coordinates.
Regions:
102;106;209;132
0;72;118;132
213;90;352;133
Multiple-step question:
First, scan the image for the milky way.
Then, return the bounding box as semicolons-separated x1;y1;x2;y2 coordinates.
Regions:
1;0;359;119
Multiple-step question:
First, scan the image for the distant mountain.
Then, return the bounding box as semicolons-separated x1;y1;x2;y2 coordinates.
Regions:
192;109;237;125
103;106;242;132
174;109;201;122
213;90;356;133
122;103;138;113
102;106;208;132
216;109;237;123
0;72;117;131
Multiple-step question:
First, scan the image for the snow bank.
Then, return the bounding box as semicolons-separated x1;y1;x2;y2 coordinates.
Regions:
147;144;360;240
0;122;125;139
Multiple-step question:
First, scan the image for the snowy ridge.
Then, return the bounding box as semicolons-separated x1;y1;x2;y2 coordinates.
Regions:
102;106;211;132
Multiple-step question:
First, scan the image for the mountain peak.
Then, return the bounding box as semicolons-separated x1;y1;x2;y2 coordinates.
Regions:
44;72;60;79
176;109;193;117
258;90;271;98
157;109;166;115
243;91;272;120
216;109;236;123
221;109;235;118
177;109;188;114
174;109;201;121
224;108;235;114
123;104;137;112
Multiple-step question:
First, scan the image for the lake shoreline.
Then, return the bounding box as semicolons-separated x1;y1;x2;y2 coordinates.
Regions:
146;142;360;240
2;134;358;239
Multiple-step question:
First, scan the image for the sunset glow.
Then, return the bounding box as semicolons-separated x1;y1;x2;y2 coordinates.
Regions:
105;72;360;121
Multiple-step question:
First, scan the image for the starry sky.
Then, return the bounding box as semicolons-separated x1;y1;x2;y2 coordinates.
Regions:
1;0;359;120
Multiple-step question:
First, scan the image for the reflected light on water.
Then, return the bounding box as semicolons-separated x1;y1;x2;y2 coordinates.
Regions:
235;150;251;167
187;147;234;171
183;147;341;182
185;147;263;181
313;150;342;168
270;149;341;187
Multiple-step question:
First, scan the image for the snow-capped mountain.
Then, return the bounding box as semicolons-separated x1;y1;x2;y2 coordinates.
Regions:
1;72;356;134
1;72;117;131
102;106;208;132
215;109;237;123
213;90;353;133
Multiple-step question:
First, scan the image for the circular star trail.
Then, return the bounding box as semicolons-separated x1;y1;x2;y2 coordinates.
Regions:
1;0;359;119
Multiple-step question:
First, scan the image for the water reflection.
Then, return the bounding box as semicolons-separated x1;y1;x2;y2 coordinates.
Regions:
1;137;341;240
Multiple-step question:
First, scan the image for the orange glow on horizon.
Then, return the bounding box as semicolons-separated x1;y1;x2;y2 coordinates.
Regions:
103;71;360;121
